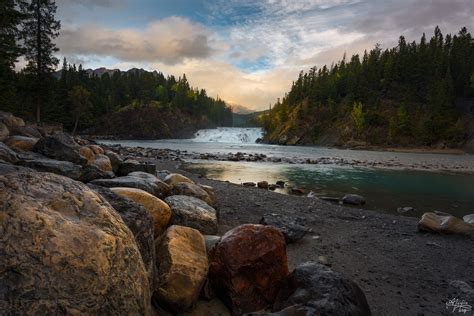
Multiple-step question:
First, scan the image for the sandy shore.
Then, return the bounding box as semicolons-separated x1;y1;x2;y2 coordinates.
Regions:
155;159;473;315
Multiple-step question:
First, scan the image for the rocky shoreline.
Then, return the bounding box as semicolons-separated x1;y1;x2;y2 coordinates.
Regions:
1;111;473;315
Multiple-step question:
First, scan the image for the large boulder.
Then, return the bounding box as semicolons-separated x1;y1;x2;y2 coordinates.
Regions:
0;165;151;315
110;187;171;237
259;213;308;244
342;194;366;206
105;149;123;173
9;125;42;138
5;135;39;151
208;224;289;314
17;158;82;180
88;184;157;291
164;173;194;186
0;122;9;141
118;158;156;176
172;182;214;206
90;172;170;198
0;111;25;128
79;145;95;163
418;212;474;236
33;133;88;165
164;195;218;235
154;225;208;313
79;164;114;183
0;142;18;164
91;153;113;173
199;184;217;208
271;262;371;315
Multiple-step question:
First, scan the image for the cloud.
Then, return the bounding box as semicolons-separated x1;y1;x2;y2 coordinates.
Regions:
56;17;215;65
57;0;124;8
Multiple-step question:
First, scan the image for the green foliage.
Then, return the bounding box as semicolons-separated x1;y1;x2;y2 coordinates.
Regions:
68;85;91;134
350;102;364;138
263;27;474;146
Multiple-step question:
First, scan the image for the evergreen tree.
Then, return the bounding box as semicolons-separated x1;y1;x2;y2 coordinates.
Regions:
21;0;60;123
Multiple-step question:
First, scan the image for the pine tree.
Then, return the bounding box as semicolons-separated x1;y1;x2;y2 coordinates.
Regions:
21;0;60;123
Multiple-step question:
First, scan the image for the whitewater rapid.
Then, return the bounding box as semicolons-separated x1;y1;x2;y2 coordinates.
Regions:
192;127;263;143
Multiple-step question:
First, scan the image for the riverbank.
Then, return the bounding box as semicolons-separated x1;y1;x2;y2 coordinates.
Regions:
155;159;474;315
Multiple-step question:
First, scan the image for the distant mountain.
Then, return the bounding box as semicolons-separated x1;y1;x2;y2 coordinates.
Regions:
232;110;266;127
230;104;255;114
53;67;160;79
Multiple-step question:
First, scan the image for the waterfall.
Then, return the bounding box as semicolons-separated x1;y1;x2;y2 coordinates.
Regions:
192;127;263;143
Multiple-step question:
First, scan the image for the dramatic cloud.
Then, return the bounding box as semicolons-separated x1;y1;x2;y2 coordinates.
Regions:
57;17;215;65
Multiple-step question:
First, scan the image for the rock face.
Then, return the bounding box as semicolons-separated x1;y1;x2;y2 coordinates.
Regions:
88;184;157;290
33;133;88;166
17;158;82;180
165;195;218;235
272;262;371;315
0;142;18;163
90;172;170;198
172;182;214;206
259;213;308;244
164;173;194;186
155;225;208;313
110;187;171;237
418;212;474;236
208;224;289;315
118;159;156;176
342;194;366;206
0;166;151;315
5;135;38;151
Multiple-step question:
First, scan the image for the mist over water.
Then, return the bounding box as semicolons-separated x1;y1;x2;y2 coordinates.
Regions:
192;127;263;143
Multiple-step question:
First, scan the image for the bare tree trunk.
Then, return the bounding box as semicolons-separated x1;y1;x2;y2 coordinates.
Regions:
72;116;79;135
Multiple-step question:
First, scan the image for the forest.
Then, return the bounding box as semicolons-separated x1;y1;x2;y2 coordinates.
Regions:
0;0;232;136
262;27;474;147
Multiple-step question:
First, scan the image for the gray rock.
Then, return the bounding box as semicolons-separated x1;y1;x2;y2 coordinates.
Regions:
164;195;218;235
397;206;416;214
259;213;308;244
242;182;256;187
0;122;9;141
88;184;156;290
156;169;171;181
104;150;123;173
33;133;88;166
90;172;170;198
447;280;474;305
79;165;115;183
0;142;18;164
204;235;221;252
318;196;341;204
17;158;82;180
272;262;371;315
342;194;366;206
118;159;156;176
172;182;214;206
10;125;42;138
463;214;474;224
0;166;151;315
276;180;285;188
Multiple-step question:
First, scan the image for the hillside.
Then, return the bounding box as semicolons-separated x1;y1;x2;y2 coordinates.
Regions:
261;27;474;151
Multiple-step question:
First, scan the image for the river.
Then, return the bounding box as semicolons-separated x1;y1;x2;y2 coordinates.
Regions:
100;127;474;218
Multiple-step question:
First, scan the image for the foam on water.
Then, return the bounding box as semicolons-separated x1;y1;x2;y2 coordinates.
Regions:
192;127;263;143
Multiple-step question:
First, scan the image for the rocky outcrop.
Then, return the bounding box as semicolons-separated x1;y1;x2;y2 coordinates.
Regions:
208;224;289;315
17;157;82;180
5;135;38;151
33;133;88;166
165;195;218;235
118;158;156;176
90;172;170;198
172;182;214;206
418;212;474;236
154;225;208;312
110;187;171;237
88;184;157;291
0;142;18;163
271;262;371;315
0;165;151;315
259;213;308;244
342;194;366;206
164;173;194;186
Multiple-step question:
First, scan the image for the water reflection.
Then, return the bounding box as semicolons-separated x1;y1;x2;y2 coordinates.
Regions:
182;160;474;218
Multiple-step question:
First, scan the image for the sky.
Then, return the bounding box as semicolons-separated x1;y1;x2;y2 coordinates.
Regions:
50;0;473;111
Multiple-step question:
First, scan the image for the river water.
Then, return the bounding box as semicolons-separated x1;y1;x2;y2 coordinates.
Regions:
100;128;474;218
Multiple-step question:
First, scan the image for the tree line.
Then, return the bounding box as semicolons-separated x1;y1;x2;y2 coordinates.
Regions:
0;0;232;132
263;27;474;146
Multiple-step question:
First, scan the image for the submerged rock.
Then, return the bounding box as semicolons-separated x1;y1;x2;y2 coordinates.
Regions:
111;187;171;237
342;194;366;206
208;224;289;315
165;195;218;235
0;166;150;315
271;262;371;315
418;212;474;236
259;213;308;244
154;225;208;313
